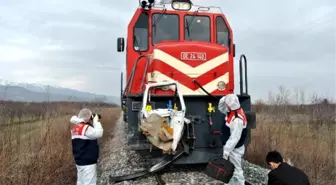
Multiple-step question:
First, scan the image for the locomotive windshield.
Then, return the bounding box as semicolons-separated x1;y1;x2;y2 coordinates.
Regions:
184;15;210;42
215;16;230;50
132;12;230;51
133;12;149;51
152;13;179;44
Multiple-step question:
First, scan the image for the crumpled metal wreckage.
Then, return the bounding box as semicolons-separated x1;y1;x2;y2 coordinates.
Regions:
140;113;174;152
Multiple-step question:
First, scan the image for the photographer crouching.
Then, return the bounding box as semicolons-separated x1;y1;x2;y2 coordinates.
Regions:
70;108;103;185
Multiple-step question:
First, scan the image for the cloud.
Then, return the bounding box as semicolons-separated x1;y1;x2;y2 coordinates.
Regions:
59;75;89;89
0;0;335;100
0;0;132;95
0;45;36;61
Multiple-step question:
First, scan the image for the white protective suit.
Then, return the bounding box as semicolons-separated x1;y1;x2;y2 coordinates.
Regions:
70;109;103;185
218;94;246;185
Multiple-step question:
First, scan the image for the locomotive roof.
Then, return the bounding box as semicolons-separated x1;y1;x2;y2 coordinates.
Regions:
140;2;224;14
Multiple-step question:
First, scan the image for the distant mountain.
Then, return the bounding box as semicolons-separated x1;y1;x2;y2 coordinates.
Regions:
0;79;119;104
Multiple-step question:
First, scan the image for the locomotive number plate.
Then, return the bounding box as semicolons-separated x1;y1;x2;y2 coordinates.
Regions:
180;52;206;61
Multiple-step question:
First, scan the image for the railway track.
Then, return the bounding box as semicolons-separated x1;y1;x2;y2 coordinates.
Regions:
108;114;258;185
153;172;254;185
245;180;253;185
151;164;255;185
154;173;165;185
109;155;255;185
110;163;255;185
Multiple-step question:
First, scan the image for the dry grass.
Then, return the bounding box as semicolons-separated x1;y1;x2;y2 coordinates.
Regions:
1;86;335;185
0;101;121;185
246;87;336;185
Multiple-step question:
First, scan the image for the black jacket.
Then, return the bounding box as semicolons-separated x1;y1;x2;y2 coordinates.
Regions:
71;123;99;166
268;163;310;185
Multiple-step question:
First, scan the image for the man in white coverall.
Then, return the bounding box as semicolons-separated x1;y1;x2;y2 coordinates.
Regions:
218;94;248;185
70;108;103;185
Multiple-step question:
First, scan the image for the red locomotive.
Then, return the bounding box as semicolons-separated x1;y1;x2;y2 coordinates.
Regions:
117;0;256;165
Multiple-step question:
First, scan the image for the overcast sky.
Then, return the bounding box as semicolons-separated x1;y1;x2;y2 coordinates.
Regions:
0;0;335;102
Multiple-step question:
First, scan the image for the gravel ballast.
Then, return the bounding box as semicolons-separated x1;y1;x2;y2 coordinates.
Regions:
98;113;270;185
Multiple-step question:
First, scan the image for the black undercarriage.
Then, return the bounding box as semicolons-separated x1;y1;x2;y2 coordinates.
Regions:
122;94;256;165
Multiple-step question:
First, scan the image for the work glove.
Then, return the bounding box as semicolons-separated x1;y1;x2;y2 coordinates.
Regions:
93;114;100;123
223;148;230;160
70;115;84;124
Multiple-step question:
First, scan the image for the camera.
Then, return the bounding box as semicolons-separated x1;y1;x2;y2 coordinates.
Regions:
90;113;102;120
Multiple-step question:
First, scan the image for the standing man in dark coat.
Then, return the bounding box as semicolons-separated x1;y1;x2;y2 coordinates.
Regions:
266;150;310;185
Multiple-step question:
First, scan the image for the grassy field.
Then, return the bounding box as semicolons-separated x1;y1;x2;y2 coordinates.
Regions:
0;90;335;185
0;101;121;185
246;90;336;185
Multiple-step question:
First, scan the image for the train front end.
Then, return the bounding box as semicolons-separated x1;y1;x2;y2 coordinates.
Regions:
117;0;256;165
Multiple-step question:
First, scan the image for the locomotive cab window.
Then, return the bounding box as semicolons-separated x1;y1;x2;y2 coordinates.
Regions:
216;16;230;50
133;12;149;51
184;15;210;42
152;14;179;44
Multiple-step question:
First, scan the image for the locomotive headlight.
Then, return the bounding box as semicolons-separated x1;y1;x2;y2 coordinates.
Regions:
217;81;226;91
171;0;192;11
160;80;170;91
161;85;170;91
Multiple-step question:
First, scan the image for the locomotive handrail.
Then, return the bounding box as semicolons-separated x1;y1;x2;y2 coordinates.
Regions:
120;72;124;106
140;55;151;94
239;54;248;95
124;55;151;97
149;1;223;14
192;79;220;101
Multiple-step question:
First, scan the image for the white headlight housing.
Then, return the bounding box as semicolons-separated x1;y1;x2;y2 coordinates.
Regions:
160;80;170;91
217;81;226;91
171;1;191;11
